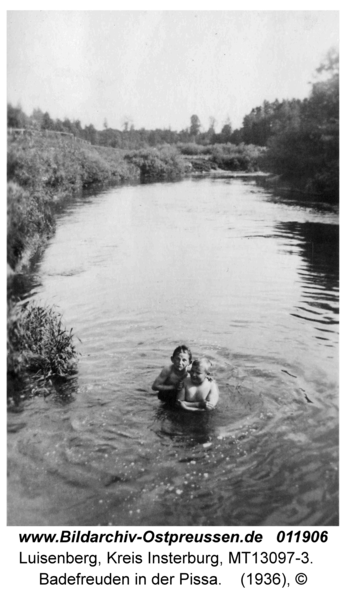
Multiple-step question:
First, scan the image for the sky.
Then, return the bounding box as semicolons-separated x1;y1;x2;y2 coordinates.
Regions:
7;10;339;133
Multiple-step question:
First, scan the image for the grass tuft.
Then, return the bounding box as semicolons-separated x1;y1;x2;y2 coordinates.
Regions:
8;301;79;381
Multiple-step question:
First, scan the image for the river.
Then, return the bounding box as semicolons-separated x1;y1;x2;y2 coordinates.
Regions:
7;176;339;526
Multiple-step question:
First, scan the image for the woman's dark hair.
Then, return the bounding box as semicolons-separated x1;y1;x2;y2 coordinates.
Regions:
172;345;192;362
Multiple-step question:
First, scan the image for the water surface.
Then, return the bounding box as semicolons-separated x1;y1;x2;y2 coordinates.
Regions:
8;177;339;526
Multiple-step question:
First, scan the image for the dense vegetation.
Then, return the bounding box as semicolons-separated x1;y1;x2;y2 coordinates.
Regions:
8;302;78;380
236;49;339;198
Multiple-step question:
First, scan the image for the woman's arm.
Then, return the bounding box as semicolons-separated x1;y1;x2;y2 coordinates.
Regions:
176;385;186;404
152;367;175;392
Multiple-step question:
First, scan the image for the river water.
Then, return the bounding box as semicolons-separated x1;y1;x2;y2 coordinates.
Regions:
7;176;339;526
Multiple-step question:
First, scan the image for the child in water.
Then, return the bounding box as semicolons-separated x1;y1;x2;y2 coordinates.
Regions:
152;345;192;403
176;358;219;411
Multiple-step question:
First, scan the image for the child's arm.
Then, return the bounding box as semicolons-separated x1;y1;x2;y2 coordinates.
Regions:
178;383;206;411
177;382;204;410
179;401;206;412
152;367;175;392
205;381;219;410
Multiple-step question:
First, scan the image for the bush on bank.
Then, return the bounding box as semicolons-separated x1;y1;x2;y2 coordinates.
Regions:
210;143;267;171
8;302;78;380
177;142;268;172
125;146;186;181
7;182;55;270
93;145;139;182
177;142;210;156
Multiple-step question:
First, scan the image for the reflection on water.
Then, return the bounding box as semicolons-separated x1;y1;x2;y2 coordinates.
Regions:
275;221;338;285
275;221;339;345
7;178;338;526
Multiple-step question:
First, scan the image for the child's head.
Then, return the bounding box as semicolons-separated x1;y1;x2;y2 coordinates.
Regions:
171;345;192;372
190;358;212;385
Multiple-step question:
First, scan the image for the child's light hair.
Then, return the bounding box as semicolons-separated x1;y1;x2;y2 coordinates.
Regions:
191;358;212;374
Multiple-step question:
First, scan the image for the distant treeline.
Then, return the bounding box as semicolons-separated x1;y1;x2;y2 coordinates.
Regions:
8;106;239;149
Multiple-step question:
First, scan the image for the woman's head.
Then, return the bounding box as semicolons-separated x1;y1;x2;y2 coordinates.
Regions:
171;345;192;372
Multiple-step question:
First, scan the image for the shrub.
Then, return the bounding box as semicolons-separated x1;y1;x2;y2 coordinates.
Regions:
8;302;78;380
7;134;83;195
7;182;55;269
188;156;217;172
91;146;139;181
78;147;112;187
209;143;267;171
125;146;185;180
177;143;209;156
7;138;44;189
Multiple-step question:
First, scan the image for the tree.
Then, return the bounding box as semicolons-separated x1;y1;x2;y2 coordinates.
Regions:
31;108;45;129
70;119;83;138
230;129;243;145
41;111;55;130
7;103;27;129
84;124;98;145
190;114;201;138
122;116;133;132
209;116;217;132
220;117;232;143
266;48;339;198
62;118;73;134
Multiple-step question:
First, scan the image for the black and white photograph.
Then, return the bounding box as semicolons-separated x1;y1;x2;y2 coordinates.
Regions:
7;9;339;528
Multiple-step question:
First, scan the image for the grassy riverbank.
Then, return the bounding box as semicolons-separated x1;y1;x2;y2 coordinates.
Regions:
7;133;135;270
